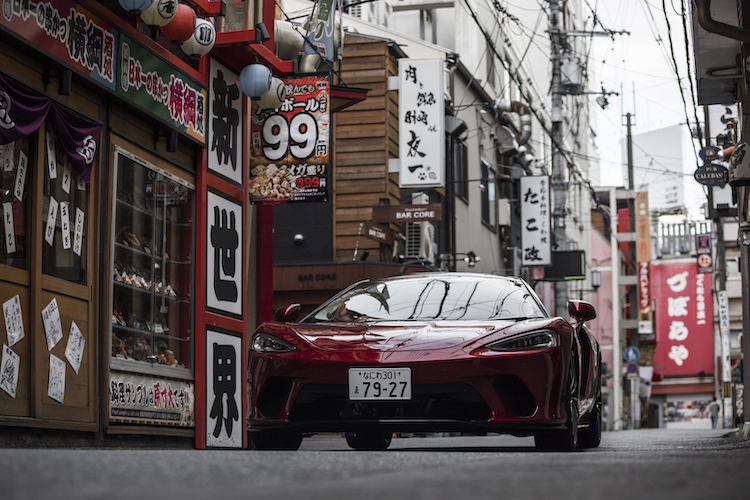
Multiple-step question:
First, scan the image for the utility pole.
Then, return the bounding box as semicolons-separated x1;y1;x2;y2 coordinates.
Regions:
548;0;568;317
625;112;640;429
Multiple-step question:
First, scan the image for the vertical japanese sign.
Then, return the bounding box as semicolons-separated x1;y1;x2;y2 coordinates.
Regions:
304;0;338;61
696;234;713;274
398;59;445;188
249;77;330;203
208;59;243;185
520;176;551;266
206;328;242;448
206;188;243;318
636;192;653;336
653;260;713;377
0;0;117;90
119;33;207;144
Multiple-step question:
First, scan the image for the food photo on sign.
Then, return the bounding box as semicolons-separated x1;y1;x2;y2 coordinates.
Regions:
249;77;330;204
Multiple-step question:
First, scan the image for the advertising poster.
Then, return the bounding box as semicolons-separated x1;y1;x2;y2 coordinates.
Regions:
249;76;330;203
652;260;713;377
109;372;195;427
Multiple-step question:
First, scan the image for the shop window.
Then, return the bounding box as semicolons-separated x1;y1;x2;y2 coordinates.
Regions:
110;149;195;374
42;130;89;284
1;137;33;270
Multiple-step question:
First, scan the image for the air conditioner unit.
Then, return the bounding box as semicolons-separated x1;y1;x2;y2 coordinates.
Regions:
405;221;435;263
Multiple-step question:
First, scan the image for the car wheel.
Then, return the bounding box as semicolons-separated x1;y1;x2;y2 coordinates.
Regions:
578;396;602;449
535;352;579;451
249;430;303;450
345;430;393;450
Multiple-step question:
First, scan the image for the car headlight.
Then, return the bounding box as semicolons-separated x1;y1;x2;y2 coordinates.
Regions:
251;332;296;353
485;330;557;351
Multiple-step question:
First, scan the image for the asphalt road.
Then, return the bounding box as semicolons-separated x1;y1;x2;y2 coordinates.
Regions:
2;428;749;500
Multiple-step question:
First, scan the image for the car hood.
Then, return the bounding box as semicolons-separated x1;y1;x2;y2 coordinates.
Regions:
290;320;528;351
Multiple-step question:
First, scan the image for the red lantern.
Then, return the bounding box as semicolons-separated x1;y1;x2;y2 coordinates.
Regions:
160;3;196;45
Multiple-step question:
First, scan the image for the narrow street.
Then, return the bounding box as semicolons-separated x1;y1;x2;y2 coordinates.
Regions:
2;428;748;500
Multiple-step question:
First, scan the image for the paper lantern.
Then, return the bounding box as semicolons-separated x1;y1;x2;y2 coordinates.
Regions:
181;18;216;58
140;0;177;27
257;77;286;109
160;3;196;45
239;64;271;99
118;0;153;15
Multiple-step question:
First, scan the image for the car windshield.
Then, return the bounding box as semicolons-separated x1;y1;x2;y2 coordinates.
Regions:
302;275;549;323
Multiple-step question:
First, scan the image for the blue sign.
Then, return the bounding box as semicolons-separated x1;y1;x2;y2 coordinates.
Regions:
625;346;640;363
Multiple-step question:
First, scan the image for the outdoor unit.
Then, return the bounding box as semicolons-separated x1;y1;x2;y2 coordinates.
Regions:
405;221;435;263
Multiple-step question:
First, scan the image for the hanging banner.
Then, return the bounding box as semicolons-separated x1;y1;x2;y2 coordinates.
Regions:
398;59;445;188
0;0;117;90
0;76;101;183
249;76;330;203
520;176;551;266
636;192;653;336
652;260;714;377
119;33;207;145
696;233;713;274
304;0;338;61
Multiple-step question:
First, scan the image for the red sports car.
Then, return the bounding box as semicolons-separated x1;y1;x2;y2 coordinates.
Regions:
248;273;601;451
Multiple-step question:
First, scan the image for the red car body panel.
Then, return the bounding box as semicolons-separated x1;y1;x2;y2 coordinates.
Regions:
248;311;599;437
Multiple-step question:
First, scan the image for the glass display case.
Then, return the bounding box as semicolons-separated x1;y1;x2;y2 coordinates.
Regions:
110;149;194;375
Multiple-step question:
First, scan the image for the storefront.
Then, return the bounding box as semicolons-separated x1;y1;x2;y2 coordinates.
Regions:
0;0;272;447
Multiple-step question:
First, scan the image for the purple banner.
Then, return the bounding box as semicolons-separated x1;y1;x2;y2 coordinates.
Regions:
0;76;100;183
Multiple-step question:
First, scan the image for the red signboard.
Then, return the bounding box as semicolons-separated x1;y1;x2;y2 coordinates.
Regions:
249;76;330;203
653;260;714;377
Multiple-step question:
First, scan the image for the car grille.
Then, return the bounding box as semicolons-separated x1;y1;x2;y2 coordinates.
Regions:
288;383;492;422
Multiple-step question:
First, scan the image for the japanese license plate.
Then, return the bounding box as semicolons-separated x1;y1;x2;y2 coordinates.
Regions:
348;367;412;400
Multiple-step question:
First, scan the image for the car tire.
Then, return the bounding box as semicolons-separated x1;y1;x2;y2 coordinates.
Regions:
345;430;393;450
578;396;602;449
249;430;303;450
534;352;579;451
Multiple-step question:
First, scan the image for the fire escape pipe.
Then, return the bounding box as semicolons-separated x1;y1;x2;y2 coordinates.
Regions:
695;0;750;44
493;99;532;146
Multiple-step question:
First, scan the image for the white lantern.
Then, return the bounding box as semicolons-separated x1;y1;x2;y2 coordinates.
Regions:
257;77;286;109
181;18;216;59
118;0;153;15
239;64;271;99
140;0;177;27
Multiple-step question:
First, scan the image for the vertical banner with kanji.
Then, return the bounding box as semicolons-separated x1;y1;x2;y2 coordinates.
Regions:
520;176;551;266
652;260;713;377
636;191;653;337
209;59;243;186
206;188;243;318
249;76;330;203
206;328;242;448
398;59;445;188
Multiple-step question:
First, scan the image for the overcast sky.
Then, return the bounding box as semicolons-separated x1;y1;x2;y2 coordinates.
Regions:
590;0;700;191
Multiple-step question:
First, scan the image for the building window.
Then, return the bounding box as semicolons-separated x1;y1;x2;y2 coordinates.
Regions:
454;139;468;203
481;158;496;230
486;37;496;88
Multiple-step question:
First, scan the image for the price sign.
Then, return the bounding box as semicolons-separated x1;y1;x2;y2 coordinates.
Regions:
249;76;330;204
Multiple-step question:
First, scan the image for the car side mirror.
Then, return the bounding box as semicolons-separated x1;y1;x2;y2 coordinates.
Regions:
274;303;301;323
568;300;596;324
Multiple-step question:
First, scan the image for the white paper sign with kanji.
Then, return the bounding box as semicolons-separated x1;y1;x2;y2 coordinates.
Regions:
398;58;445;188
206;189;243;318
208;59;243;186
521;176;551;266
206;328;243;448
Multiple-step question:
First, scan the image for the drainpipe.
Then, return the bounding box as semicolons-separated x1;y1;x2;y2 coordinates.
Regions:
695;0;750;44
493;99;532;146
